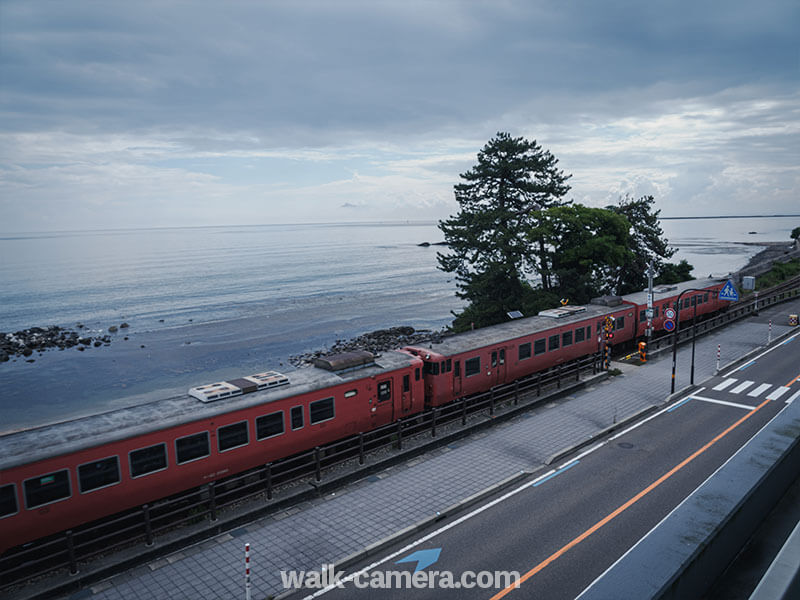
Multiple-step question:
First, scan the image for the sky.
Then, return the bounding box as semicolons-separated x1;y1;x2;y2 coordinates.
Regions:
1;0;798;232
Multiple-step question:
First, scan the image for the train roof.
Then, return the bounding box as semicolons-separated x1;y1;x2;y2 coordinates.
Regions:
621;276;727;306
0;350;417;471
411;302;619;357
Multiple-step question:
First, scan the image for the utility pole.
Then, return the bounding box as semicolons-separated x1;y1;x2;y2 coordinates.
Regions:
646;261;654;346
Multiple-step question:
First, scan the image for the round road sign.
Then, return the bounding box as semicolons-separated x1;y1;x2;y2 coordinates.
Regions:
664;307;676;320
664;319;676;332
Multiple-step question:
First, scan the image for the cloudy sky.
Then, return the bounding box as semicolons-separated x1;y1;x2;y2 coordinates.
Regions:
1;0;798;232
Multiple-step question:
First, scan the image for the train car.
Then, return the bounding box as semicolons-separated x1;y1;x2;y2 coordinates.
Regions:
622;277;728;338
0;350;423;554
404;300;637;407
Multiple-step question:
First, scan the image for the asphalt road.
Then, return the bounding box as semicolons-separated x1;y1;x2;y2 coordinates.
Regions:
287;329;800;600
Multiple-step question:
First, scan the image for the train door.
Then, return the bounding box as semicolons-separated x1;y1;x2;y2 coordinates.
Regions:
371;377;394;425
453;359;462;397
490;347;507;387
400;373;413;415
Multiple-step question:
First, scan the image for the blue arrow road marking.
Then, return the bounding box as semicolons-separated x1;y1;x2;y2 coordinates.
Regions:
396;548;442;572
533;460;579;487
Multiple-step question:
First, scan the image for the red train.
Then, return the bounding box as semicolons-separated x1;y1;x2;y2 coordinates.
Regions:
0;277;727;553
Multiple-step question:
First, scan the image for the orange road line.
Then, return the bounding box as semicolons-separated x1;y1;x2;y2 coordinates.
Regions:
490;398;772;600
787;373;800;387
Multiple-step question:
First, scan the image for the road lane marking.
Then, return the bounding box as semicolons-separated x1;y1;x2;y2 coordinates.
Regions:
667;397;692;412
787;390;800;404
738;360;756;371
577;398;790;599
747;383;772;397
730;380;755;394
723;330;800;377
533;460;579;487
490;398;773;600
766;387;790;401
690;395;757;411
713;378;738;391
609;388;705;440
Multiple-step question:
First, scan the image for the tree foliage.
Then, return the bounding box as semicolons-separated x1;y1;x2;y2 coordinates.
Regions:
438;132;571;330
791;226;800;241
531;205;633;304
606;195;676;295
654;259;694;285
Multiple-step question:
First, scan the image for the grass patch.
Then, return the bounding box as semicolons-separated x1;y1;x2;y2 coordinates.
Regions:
756;258;800;290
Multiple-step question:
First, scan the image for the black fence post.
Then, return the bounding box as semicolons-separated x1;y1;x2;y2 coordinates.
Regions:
314;447;322;482
557;364;562;389
208;483;217;522
461;397;467;425
143;504;154;546
431;408;438;438
396;420;403;450
490;388;495;415
575;361;580;381
265;462;273;500
514;380;519;405
358;433;365;465
66;530;78;575
537;372;542;396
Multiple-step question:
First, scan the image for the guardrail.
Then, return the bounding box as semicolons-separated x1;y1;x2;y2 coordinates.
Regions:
0;354;601;592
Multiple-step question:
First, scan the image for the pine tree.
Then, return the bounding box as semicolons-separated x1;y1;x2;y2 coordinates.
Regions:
437;133;571;329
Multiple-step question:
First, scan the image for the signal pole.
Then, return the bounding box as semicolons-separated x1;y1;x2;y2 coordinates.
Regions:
646;261;654;346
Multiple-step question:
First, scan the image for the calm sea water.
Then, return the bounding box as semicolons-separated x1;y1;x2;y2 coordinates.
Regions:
1;217;797;431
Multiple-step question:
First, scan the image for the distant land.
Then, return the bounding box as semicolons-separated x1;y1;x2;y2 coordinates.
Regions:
660;214;800;220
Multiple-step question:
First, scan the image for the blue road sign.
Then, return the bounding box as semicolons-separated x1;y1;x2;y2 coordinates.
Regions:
664;319;676;332
718;279;739;302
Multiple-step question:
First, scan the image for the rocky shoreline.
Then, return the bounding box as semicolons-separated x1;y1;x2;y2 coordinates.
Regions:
287;326;450;367
0;322;130;363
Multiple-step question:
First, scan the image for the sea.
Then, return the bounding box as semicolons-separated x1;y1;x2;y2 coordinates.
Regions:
1;216;797;433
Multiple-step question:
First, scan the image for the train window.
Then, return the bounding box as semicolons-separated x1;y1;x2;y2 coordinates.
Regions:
465;357;480;377
519;342;532;360
78;456;120;493
310;397;335;424
586;325;591;338
653;307;659;318
256;412;284;440
454;361;460;377
24;469;70;509
218;421;249;452
562;331;572;347
534;338;546;355
575;327;585;343
548;334;559;351
499;349;505;365
446;359;452;372
491;352;497;368
415;367;420;381
403;374;410;393
0;484;18;518
704;293;709;303
290;406;304;430
129;443;168;478
616;316;625;330
377;380;392;402
176;432;210;464
639;310;646;323
440;360;446;373
424;362;440;375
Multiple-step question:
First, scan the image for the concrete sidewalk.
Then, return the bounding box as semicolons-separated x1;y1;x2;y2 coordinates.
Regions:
27;299;800;600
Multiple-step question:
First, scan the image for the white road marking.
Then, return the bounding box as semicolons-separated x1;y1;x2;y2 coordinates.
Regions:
730;380;755;394
713;378;738;391
787;390;800;404
747;383;772;398
766;386;791;401
722;330;800;378
608;389;705;441
690;395;757;411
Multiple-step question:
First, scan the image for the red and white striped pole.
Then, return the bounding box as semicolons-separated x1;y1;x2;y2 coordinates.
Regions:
768;320;772;343
245;543;251;600
716;344;721;373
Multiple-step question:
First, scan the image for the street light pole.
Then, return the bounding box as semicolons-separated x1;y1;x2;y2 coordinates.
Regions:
670;287;719;394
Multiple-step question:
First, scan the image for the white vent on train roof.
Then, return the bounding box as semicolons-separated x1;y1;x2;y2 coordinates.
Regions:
538;306;587;318
653;285;677;293
189;370;289;402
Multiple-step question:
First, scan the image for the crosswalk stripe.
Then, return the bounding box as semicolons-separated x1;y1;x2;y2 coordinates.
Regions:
730;380;755;394
787;390;800;404
713;378;738;391
747;383;772;397
767;387;790;401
